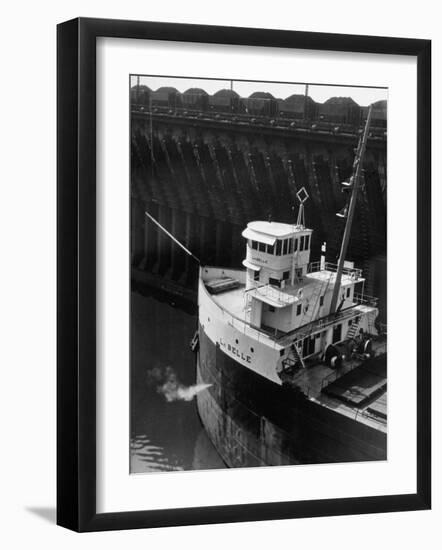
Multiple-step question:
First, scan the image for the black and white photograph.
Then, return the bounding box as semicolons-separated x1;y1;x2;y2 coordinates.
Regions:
130;75;388;473
0;0;435;543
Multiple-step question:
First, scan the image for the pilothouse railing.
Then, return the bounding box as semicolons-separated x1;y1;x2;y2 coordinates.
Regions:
277;306;364;345
308;261;362;280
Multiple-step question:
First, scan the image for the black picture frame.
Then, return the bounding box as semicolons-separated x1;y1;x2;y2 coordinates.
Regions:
57;17;431;532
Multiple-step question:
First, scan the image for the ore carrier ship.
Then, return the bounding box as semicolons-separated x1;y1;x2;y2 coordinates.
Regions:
194;106;387;467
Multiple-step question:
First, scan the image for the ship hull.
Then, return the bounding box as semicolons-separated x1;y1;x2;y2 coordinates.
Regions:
196;323;387;468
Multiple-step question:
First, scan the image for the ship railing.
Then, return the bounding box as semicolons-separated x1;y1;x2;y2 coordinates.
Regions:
200;277;283;348
354;407;387;426
222;298;376;349
219;301;281;347
201;276;377;350
277;305;363;345
249;283;295;306
308;261;363;280
244;280;266;292
354;292;378;307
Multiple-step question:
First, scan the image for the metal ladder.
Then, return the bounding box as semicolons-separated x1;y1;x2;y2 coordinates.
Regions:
282;341;306;371
346;315;361;340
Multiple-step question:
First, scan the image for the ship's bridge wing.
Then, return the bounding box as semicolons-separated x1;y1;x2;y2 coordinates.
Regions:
242;259;261;271
247;284;298;308
241;227;276;246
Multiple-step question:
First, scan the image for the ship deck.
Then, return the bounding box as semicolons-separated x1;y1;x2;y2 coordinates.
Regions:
204;270;386;433
210;278;375;344
210;275;334;329
210;283;387;431
284;345;387;432
211;284;249;322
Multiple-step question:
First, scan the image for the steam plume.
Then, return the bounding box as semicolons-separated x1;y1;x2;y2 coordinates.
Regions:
146;365;212;402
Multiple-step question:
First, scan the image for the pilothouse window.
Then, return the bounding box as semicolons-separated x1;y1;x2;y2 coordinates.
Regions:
252;240;258;250
267;243;274;255
283;239;289;255
305;234;310;250
300;235;305;251
258;242;266;252
275;240;282;255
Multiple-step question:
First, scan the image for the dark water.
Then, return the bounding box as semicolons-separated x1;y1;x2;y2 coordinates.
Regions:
130;288;225;473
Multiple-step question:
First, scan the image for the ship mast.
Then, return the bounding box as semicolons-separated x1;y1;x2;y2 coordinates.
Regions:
290;187;309;286
329;105;373;315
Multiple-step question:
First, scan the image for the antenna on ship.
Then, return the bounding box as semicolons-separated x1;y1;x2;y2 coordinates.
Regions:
295;186;309;228
290;186;309;285
329;104;373;315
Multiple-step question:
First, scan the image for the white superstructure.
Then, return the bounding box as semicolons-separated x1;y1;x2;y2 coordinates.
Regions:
199;106;380;388
199;214;379;386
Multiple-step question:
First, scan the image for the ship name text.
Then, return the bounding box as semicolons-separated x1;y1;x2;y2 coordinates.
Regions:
251;256;268;264
219;337;251;363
